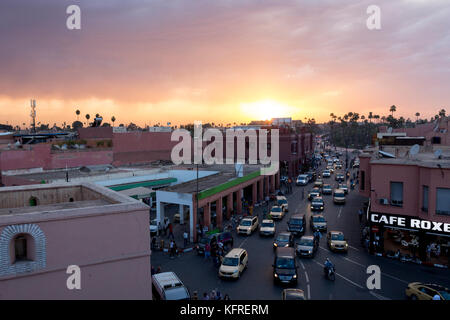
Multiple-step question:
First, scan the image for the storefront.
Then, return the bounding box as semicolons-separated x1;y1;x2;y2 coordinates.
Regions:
368;212;450;267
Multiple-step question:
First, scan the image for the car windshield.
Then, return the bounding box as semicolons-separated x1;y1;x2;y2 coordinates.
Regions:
272;207;282;212
331;234;345;240
278;199;287;205
313;216;325;222
312;200;323;204
222;257;239;266
290;218;302;225
276;257;295;269
335;192;344;196
298;238;313;246
262;222;274;228
241;220;252;226
276;234;290;241
150;221;157;226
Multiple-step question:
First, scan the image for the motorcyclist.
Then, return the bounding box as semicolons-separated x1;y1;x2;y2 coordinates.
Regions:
313;230;322;244
324;258;334;274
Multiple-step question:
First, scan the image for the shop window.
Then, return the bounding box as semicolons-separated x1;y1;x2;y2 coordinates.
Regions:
436;188;450;216
390;182;403;207
422;186;429;213
431;137;441;144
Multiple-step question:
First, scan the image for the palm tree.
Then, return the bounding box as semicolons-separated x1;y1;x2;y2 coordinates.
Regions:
390;105;396;117
439;108;446;117
75;109;80;121
111;116;116;127
415;112;420;122
368;112;373;123
85;114;90;126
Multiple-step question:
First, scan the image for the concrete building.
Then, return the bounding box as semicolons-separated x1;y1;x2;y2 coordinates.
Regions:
359;148;450;267
0;182;151;299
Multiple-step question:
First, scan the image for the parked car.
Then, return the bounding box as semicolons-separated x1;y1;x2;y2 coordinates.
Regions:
296;174;309;186
273;232;295;249
150;217;170;236
282;289;306;300
311;197;325;211
327;231;348;252
152;272;190;300
308;188;321;201
296;235;318;258
333;189;346;204
237;216;259;235
322;184;332;195
218;248;248;280
270;206;285;220
405;282;450;300
310;214;327;232
287;214;306;237
259;219;276;237
273;247;298;285
276;196;289;212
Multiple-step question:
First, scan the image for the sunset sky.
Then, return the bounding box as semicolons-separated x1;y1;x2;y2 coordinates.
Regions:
0;0;449;127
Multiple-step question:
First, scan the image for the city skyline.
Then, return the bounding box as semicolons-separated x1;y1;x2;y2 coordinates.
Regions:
1;0;449;127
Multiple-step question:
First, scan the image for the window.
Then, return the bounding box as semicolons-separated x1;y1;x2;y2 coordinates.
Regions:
422;186;429;213
360;171;365;191
14;235;28;262
431;137;441;144
390;182;403;207
436;188;450;216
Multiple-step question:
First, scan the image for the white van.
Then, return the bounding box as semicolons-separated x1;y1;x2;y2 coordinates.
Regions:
152;272;190;300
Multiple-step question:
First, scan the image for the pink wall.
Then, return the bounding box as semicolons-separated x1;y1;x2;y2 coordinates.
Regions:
78;127;113;140
0;205;151;299
369;163;450;224
0;144;51;172
50;150;113;169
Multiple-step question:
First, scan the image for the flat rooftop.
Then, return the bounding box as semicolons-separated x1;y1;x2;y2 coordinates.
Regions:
370;152;450;168
162;164;263;194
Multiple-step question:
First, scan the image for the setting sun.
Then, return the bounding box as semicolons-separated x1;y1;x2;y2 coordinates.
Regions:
239;100;294;121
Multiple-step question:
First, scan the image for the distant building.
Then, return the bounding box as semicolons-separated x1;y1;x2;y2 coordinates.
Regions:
0;182;151;299
148;126;172;132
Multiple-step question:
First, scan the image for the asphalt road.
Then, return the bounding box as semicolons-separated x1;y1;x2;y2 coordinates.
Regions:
152;162;450;300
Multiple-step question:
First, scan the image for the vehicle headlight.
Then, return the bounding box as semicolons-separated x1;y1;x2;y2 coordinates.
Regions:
293;274;297;279
284;244;289;247
320;206;324;209
233;270;239;274
273;243;278;247
274;273;278;278
345;243;348;247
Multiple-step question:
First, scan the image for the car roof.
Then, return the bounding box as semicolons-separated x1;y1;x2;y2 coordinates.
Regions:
312;197;323;201
226;248;246;257
300;235;314;240
330;231;344;235
262;219;274;223
312;214;325;218
291;214;305;219
275;247;295;257
152;272;184;289
278;232;292;236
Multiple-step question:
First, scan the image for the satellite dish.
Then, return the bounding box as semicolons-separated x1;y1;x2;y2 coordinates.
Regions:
434;149;443;159
387;127;393;134
410;144;420;156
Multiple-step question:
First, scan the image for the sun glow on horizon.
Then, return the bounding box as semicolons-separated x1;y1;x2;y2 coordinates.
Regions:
239;100;296;121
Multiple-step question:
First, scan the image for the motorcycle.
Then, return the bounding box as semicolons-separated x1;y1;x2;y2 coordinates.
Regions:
324;265;336;281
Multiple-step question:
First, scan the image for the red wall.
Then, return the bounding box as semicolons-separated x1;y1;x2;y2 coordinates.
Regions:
78;127;113;140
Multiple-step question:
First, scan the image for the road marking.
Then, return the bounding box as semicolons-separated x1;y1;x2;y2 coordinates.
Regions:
304;271;309;283
238;236;250;249
307;284;311;300
299;261;306;270
337;207;343;218
370;291;391;300
313;259;364;289
348;245;359;251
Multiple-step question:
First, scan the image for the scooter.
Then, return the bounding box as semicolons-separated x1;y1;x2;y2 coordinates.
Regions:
324;266;336;281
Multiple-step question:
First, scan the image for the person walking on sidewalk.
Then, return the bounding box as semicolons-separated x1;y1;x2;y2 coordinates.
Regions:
358;209;363;223
168;223;174;240
183;230;189;248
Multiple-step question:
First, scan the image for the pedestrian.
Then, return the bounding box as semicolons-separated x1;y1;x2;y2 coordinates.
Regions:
169;240;175;258
205;243;211;260
223;294;230;300
426;244;432;261
168;223;174;239
358;209;363;223
192;291;198;300
183;230;189;248
156;266;162;274
203;292;210;300
216;289;222;300
210;290;216;300
151;266;155;275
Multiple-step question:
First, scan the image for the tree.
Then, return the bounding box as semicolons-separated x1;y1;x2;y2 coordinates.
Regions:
439;108;446;117
72;121;83;130
85;114;90;126
390;105;396;116
415;112;420;122
111;116;116;127
76;109;80;121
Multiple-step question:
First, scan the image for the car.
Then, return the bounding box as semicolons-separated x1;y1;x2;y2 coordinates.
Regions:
338;183;349;194
273;247;298;285
311;197;324;211
287;214;306;237
314;179;324;188
353;161;360;168
307;171;317;182
269;206;285;220
322;170;331;178
296;235;318;258
259;219;276;237
310;214;327;232
405;282;450;300
152;272;190;300
273;232;295;249
333;158;340;163
218;248;248;280
282;289;306;300
322;184;332;195
327;231;348;252
237;216;259;235
335;163;343;170
308;188;321;201
296;174;309;186
335;173;345;182
276;196;289;212
218;232;234;247
326;166;335;174
333;189;346;204
150;217;170;236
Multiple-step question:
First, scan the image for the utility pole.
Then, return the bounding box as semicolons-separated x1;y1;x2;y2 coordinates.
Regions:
30;99;36;133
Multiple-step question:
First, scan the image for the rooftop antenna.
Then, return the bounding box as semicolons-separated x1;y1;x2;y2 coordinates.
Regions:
409;144;420;158
434;149;442;159
30;99;36;133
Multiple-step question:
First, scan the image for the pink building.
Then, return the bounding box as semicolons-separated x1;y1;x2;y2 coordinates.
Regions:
359;150;450;266
0;183;151;299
